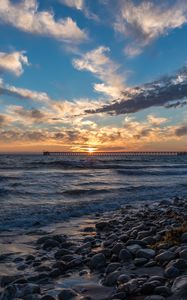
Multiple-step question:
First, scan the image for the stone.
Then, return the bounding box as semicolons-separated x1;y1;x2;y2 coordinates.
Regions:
42;239;60;250
119;278;141;295
117;274;130;284
156;251;175;264
119;248;132;261
136;248;155;259
141;281;161;295
154;286;171;297
105;263;121;274
134;258;148;266
95;221;110;231
172;275;187;299
40;296;56;300
111;292;127;300
166;258;187;272
126;244;142;255
144;296;165;300
181;232;187;243
179;249;187;260
58;288;78;300
164;266;180;278
55;249;72;259
90;253;106;270
104;271;122;286
1;283;40;300
112;243;125;256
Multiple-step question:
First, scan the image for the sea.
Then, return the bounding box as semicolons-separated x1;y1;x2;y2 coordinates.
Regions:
0;154;187;232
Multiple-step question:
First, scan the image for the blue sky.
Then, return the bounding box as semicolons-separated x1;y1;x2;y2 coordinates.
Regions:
0;0;187;152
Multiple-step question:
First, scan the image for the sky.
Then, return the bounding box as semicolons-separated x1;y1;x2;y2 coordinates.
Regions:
0;0;187;152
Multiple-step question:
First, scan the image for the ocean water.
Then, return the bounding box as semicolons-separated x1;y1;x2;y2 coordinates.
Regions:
0;154;187;232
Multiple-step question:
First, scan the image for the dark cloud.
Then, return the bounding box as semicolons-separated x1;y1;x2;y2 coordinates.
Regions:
175;125;187;137
85;67;187;115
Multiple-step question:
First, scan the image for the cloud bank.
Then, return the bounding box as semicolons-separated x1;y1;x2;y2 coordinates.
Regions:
85;67;187;115
0;0;87;43
115;0;187;56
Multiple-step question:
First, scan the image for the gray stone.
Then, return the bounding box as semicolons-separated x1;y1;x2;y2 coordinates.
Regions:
42;239;60;250
144;296;165;300
119;248;132;261
126;244;142;255
136;248;155;259
156;251;175;264
164;266;180;278
58;288;78;300
141;281;161;295
112;243;125;256
104;271;122;286
179;249;187;260
95;221;109;231
90;253;106;269
105;263;121;274
134;258;148;266
172;275;187;299
181;232;187;243
154;286;171;297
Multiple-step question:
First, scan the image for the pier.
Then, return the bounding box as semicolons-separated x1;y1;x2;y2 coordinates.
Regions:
43;151;187;156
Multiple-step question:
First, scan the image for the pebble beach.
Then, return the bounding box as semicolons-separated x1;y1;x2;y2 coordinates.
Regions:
0;196;187;300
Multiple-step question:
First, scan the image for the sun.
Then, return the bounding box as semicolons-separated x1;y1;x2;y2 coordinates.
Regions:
87;147;95;153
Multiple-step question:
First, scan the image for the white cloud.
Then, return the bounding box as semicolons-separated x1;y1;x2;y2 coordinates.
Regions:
0;0;87;43
60;0;84;10
73;46;125;98
0;51;29;76
0;79;51;103
115;0;187;56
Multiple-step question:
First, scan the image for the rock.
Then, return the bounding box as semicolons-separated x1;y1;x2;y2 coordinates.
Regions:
126;239;147;247
40;296;56;300
119;234;129;243
179;249;187;260
117;274;130;284
172;275;187;299
105;263;121;274
43;239;60;250
112;243;125;256
181;232;187;243
141;281;161;295
55;249;72;259
95;221;110;231
166;258;187;272
119;278;141;295
156;251;175;264
164;266;180;278
66;258;83;268
119;248;132;261
126;244;142;255
136;248;155;259
83;227;95;232
1;283;40;300
58;288;78;300
111;292;127;299
90;253;106;270
134;258;148;266
144;296;166;300
154;286;171;297
1;275;22;287
104;271;122;286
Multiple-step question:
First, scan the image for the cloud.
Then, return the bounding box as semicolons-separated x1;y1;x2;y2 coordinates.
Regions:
0;79;51;103
115;0;187;56
0;51;29;76
60;0;99;21
0;0;87;43
175;124;187;136
85;66;187;115
0;114;11;127
60;0;84;10
73;46;125;97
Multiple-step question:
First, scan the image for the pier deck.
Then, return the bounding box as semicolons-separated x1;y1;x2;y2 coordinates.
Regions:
43;151;187;156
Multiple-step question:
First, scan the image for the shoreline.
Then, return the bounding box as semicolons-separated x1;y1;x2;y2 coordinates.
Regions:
0;197;187;300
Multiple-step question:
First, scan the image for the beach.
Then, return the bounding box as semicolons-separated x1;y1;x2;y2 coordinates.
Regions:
0;197;187;299
0;154;187;299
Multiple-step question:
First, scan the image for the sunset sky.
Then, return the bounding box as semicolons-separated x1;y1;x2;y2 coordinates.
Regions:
0;0;187;152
